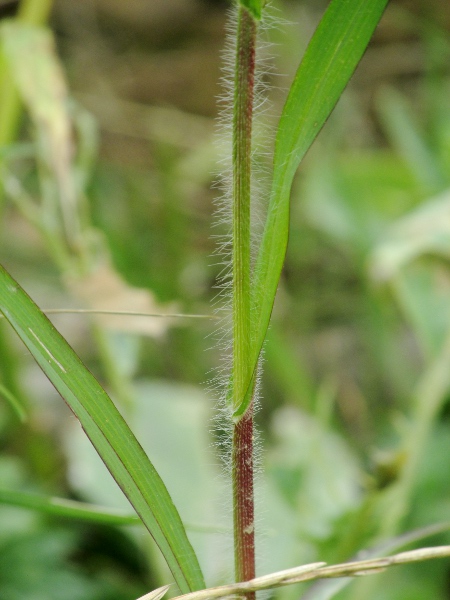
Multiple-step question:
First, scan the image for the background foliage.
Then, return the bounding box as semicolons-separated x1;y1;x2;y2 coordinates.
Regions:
0;0;450;599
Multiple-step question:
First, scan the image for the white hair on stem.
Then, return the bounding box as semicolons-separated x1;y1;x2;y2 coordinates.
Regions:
207;1;284;583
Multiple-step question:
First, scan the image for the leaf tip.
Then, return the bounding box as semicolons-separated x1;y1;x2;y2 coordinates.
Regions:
136;584;171;600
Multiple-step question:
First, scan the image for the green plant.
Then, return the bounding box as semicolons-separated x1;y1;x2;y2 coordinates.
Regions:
1;1;450;599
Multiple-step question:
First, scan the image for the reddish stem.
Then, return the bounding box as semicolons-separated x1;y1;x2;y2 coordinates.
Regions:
233;401;255;599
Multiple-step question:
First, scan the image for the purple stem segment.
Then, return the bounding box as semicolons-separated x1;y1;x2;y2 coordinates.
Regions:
233;401;255;597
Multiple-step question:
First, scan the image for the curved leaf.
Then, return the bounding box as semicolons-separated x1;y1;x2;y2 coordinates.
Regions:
0;488;141;526
234;0;389;418
0;380;27;422
0;264;205;593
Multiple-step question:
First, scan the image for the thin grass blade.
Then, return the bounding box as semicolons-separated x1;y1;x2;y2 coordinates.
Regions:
234;0;389;418
0;264;205;593
0;488;142;526
0;379;27;421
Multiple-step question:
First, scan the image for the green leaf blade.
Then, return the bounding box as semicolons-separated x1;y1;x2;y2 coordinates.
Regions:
0;264;205;594
275;0;388;186
0;488;142;526
0;379;27;421
234;0;389;418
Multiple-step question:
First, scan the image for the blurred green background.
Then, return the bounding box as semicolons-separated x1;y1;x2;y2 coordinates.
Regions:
1;0;450;598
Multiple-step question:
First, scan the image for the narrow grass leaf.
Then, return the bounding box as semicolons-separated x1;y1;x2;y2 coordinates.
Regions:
0;264;205;594
376;86;445;193
0;1;53;153
234;0;389;418
0;487;229;534
0;380;27;422
0;488;142;526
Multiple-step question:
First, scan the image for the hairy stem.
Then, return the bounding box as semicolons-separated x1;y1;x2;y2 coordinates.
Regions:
232;6;255;410
233;401;255;589
231;6;257;595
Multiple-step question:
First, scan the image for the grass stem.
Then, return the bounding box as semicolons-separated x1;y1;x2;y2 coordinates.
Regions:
231;6;257;595
233;401;256;589
232;6;255;413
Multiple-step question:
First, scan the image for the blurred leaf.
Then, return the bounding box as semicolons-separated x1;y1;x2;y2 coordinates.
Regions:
376;87;446;194
0;142;34;162
66;248;178;338
0;264;205;593
0;522;144;600
302;521;450;600
17;0;54;26
412;423;450;528
370;189;450;357
370;189;450;283
0;380;27;422
0;21;77;235
264;325;316;411
0;0;53;150
301;150;420;255
0;488;142;526
0;529;100;600
267;407;361;538
262;406;361;582
394;265;450;358
0;456;39;546
236;0;388;418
